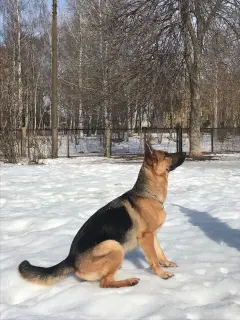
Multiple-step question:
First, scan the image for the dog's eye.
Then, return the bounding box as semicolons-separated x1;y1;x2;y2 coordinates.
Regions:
164;152;169;157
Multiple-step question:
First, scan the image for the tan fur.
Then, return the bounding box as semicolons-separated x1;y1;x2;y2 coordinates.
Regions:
122;200;146;252
124;196;174;279
154;235;177;267
138;232;173;279
120;151;177;279
122;228;138;253
75;240;139;288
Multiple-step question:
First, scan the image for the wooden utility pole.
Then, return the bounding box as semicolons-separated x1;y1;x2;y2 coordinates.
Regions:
51;0;58;158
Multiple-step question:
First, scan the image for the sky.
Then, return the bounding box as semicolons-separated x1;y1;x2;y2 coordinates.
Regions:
47;0;66;12
0;0;66;42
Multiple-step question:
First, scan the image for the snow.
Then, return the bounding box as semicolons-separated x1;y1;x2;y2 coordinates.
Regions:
0;156;240;320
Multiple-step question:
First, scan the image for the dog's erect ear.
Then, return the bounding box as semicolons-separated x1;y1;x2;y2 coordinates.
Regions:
144;140;154;157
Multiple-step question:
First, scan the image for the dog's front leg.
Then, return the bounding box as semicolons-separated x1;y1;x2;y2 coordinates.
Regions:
138;232;174;279
154;235;177;267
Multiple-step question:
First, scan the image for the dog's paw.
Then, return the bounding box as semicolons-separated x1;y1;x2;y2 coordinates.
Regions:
160;260;178;267
159;271;174;279
128;278;140;286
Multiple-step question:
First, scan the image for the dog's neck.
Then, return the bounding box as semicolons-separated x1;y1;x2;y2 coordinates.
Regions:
133;165;168;204
142;190;164;208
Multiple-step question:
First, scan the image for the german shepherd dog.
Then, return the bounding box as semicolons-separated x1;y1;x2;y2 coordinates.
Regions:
19;142;186;288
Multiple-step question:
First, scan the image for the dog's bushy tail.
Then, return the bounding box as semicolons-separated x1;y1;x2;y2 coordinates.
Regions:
18;257;74;285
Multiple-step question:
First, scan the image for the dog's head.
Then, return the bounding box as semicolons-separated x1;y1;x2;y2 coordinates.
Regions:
144;141;186;175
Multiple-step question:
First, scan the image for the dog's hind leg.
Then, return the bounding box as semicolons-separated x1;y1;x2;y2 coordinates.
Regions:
75;240;140;288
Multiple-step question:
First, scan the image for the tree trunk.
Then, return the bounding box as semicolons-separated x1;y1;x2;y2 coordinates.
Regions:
99;0;111;157
189;63;202;157
15;0;26;156
78;16;84;137
180;0;203;157
33;84;37;131
126;87;132;135
51;0;58;158
213;62;218;140
127;110;132;135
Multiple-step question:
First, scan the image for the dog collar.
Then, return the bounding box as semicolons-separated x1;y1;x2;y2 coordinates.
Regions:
145;191;164;209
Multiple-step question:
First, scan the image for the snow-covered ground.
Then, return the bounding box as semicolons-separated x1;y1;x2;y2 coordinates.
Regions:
0;155;240;320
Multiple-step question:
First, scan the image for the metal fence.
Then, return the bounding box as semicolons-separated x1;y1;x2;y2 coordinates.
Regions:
59;127;181;156
0;127;239;161
181;128;240;154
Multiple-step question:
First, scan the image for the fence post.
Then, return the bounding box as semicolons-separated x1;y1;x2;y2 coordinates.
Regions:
21;127;27;157
176;124;182;152
179;126;183;153
211;128;214;153
176;125;179;152
67;130;70;158
27;128;30;160
142;127;148;156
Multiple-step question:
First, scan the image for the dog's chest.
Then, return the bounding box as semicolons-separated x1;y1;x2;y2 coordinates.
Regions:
147;208;166;230
137;199;166;231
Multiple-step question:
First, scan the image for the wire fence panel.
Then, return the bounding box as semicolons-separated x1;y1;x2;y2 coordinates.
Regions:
27;129;52;161
0;129;22;162
58;129;105;157
142;128;178;153
212;128;240;153
111;130;145;156
0;127;239;161
58;128;179;157
180;128;240;154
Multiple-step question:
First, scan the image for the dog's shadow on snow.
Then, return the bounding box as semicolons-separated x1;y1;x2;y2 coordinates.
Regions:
175;204;240;251
125;248;147;269
124;249;155;274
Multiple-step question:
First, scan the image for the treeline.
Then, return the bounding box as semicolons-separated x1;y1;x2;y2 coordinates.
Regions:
0;0;240;157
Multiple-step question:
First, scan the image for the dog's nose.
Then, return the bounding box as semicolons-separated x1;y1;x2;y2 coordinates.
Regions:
180;152;186;159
